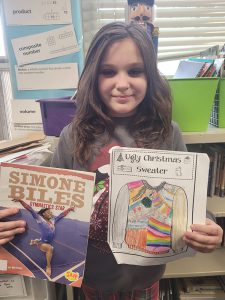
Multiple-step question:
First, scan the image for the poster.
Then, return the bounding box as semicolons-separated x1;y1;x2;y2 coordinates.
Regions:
2;0;83;100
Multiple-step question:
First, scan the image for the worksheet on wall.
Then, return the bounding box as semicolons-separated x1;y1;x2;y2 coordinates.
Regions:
12;25;79;66
3;0;72;26
2;0;83;100
15;63;78;90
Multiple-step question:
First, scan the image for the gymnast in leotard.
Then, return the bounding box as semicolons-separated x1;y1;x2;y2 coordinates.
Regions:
12;199;74;277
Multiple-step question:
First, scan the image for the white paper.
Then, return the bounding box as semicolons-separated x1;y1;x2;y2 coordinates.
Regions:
12;25;79;66
108;147;209;266
11;124;44;140
0;143;50;164
11;99;42;123
15;63;78;90
0;260;7;271
3;0;72;26
0;275;27;297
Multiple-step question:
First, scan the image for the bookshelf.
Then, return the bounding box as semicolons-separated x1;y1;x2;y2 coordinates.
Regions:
163;127;225;279
182;127;225;144
207;196;225;217
164;247;225;278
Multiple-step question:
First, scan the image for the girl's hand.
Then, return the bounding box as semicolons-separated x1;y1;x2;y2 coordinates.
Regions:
0;208;26;245
183;218;223;253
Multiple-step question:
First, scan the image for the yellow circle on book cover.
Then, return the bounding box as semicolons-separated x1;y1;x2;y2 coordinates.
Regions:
65;269;80;282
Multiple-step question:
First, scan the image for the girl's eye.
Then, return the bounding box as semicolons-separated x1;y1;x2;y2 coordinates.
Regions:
129;68;144;77
100;69;115;77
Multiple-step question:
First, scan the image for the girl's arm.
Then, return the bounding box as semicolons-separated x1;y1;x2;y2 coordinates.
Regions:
0;208;26;245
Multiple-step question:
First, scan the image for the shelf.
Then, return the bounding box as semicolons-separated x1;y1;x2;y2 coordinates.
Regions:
207;196;225;217
182;127;225;144
164;247;225;278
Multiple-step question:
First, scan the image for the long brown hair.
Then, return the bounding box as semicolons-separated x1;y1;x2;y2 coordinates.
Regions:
72;22;172;166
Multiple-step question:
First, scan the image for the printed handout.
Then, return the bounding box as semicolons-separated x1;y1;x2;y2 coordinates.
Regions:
3;0;72;26
15;63;79;90
11;99;42;124
12;25;79;66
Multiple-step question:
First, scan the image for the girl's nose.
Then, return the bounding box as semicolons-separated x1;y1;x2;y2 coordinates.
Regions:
115;74;130;91
139;4;145;16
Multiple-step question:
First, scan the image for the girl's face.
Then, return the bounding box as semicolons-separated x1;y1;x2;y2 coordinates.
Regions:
98;38;147;117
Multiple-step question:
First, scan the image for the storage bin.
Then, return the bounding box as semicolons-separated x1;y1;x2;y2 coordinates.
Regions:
37;97;76;136
218;78;225;128
210;78;225;128
168;78;219;132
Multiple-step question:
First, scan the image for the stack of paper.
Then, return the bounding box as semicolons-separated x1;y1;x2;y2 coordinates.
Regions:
0;132;53;166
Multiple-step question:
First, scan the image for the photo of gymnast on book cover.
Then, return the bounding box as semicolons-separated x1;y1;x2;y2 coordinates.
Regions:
108;147;210;266
0;162;95;286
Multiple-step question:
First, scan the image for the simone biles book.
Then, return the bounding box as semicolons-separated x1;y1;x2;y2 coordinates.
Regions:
0;162;95;287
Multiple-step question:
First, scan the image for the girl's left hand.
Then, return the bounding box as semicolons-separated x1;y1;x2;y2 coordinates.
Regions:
183;218;223;253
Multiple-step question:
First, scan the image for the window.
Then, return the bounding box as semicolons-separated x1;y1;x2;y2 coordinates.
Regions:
81;0;225;61
0;1;12;140
0;21;6;57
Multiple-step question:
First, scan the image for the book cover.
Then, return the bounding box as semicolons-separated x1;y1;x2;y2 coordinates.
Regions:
0;162;95;287
108;147;209;266
197;62;213;77
173;60;205;79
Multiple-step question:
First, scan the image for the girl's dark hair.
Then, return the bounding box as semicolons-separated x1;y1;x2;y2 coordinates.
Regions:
38;208;49;217
127;0;154;6
72;22;172;166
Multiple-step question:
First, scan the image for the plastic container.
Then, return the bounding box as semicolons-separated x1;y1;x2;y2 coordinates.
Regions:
218;78;225;128
168;78;219;132
37;97;76;136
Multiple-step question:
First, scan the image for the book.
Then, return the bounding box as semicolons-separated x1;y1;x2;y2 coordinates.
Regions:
173;60;206;79
214;58;225;77
197;62;214;77
177;277;225;300
219;153;225;197
108;147;209;266
0;162;95;287
202;145;219;197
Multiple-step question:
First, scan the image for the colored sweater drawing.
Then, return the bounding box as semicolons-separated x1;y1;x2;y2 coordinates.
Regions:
112;180;187;254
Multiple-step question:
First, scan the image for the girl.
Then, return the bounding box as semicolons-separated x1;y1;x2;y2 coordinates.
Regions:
0;22;222;299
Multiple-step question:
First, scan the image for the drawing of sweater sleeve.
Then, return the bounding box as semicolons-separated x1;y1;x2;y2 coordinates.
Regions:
112;184;129;248
171;186;188;252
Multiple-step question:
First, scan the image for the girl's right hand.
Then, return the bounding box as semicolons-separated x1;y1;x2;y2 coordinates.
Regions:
0;208;26;245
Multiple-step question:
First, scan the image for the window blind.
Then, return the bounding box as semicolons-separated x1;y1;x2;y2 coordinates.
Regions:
0;63;12;140
81;0;225;61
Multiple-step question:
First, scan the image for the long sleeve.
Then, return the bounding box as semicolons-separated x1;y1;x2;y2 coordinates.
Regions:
54;207;73;223
172;121;187;152
171;187;188;252
18;199;38;220
50;124;74;169
112;184;130;248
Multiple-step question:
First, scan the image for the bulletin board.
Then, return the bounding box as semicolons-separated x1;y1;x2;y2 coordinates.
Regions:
2;0;84;100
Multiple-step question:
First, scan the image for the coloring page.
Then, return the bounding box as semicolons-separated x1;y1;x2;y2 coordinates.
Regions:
108;147;209;266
